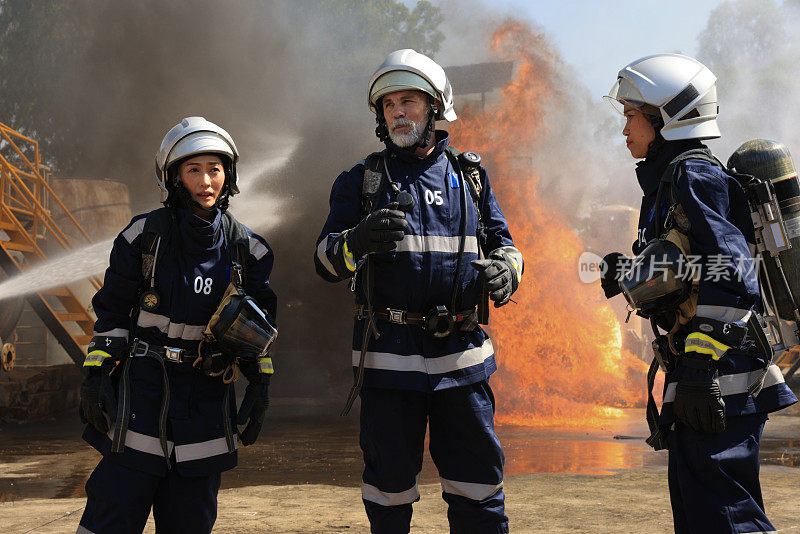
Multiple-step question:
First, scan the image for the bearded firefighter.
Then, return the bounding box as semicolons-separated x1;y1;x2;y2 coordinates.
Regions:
314;49;523;533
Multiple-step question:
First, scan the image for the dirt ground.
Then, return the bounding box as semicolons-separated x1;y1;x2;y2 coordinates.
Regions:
2;466;799;533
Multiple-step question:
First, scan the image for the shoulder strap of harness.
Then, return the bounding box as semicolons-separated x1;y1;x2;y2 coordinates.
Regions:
444;145;487;252
221;211;251;288
361;150;389;218
140;207;174;282
655;147;725;237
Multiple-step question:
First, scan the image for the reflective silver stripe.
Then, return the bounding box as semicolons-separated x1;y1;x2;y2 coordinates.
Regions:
122;218;146;244
174;435;238;463
663;364;785;403
93;328;129;339
695;305;751;324
106;426;174;457
352;339;493;375
395;235;479;254
258;358;274;373
137;310;205;341
440;478;503;501
362;473;420;506
316;236;338;276
248;235;268;261
77;526;96;534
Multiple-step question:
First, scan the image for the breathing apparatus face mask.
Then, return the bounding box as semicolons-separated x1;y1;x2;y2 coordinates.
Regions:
620;239;693;318
197;283;277;379
209;292;277;360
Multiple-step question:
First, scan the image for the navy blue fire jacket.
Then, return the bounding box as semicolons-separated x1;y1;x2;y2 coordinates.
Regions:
83;207;277;476
314;131;523;392
633;141;796;424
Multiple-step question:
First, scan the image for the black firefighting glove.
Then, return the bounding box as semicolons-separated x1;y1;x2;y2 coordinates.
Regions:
471;254;519;308
237;362;270;446
79;363;117;434
600;252;625;299
346;202;408;258
673;355;726;434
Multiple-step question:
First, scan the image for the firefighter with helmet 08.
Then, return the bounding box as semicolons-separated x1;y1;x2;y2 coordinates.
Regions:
77;117;278;533
601;54;797;533
315;49;523;533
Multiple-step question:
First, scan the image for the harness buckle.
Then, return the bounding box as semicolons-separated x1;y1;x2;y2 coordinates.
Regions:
131;338;149;357
164;347;183;363
387;308;406;324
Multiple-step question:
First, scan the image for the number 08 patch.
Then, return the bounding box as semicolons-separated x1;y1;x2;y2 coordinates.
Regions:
194;276;213;295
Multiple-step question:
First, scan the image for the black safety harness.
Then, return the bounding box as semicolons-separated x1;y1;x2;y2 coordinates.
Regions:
112;208;250;465
644;149;775;450
341;146;488;416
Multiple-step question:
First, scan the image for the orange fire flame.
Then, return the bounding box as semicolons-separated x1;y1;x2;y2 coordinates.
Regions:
449;21;648;427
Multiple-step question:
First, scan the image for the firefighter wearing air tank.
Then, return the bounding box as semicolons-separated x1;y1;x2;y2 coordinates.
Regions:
601;54;797;533
315;49;522;533
76;117;278;534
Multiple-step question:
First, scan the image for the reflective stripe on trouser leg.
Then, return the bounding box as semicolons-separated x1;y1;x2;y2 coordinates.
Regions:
668;413;775;534
429;381;508;533
360;387;428;533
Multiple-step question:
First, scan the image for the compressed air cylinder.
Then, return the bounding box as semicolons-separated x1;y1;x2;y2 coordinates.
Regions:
728;139;800;321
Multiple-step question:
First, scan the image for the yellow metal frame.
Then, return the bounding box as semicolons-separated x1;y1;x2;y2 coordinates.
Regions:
0;121;100;355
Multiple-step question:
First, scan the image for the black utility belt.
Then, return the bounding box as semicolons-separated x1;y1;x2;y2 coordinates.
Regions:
129;338;197;363
355;304;478;339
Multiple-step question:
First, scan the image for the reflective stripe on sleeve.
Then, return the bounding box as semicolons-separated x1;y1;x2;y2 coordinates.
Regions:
695;305;751;325
92;328;129;339
316;236;338;276
663;364;785;403
362;473;421;506
83;350;112;367
342;232;356;272
258;357;274;374
248;236;268;261
684;332;731;360
122;218;146;243
440;478;503;501
352;339;493;375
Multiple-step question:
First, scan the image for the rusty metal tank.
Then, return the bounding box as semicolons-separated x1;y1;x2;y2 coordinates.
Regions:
0;248;26;339
50;178;132;242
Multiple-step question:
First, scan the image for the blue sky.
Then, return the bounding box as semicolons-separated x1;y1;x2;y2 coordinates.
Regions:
476;0;726;98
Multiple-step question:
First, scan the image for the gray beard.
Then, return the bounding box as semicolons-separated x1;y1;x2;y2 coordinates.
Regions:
388;117;427;148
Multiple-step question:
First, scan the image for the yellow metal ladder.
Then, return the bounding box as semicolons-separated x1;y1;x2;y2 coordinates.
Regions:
0;121;100;365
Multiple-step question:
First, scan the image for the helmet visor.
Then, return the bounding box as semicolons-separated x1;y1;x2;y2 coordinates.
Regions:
369;70;437;110
604;77;648;115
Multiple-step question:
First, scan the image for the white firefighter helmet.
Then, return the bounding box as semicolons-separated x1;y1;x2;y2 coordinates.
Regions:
368;49;457;122
154;116;240;201
605;53;720;141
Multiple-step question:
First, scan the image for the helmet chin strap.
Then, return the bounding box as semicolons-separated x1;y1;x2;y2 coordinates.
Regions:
408;104;436;153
